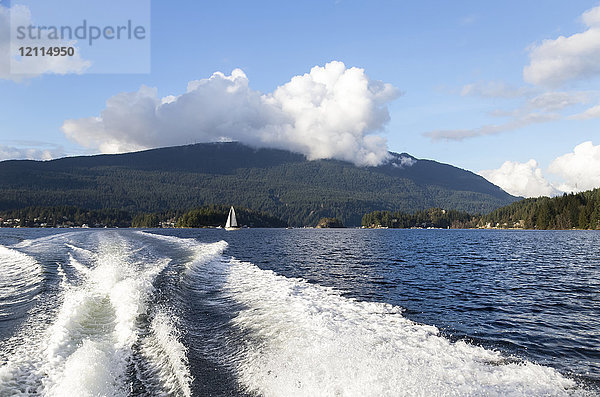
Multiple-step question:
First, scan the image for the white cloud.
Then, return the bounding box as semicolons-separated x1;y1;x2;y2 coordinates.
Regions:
568;104;600;120
548;141;600;192
527;91;589;111
479;159;560;198
391;156;416;168
0;4;90;81
460;81;533;99
424;112;559;141
62;61;400;166
479;141;600;198
0;145;62;161
524;5;600;87
427;88;591;141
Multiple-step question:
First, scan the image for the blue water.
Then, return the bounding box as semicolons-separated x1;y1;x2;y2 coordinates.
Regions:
0;228;598;396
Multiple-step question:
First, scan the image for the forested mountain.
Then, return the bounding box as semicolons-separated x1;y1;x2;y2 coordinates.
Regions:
0;142;517;226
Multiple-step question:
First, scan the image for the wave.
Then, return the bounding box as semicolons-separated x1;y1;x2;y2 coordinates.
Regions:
0;245;42;321
138;310;193;396
158;233;584;397
0;232;191;396
223;259;581;396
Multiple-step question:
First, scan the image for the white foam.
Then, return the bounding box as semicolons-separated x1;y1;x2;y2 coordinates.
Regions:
41;234;170;395
48;338;127;397
217;259;583;397
66;252;92;277
139;231;228;272
159;234;583;395
0;245;61;395
139;310;193;396
0;232;184;396
65;242;98;265
14;231;78;249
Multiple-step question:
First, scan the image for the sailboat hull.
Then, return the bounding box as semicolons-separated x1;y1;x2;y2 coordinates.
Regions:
225;226;241;231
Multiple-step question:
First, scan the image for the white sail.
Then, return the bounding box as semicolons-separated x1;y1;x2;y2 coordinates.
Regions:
225;206;238;229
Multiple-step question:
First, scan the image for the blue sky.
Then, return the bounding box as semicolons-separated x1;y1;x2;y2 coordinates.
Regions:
1;0;600;197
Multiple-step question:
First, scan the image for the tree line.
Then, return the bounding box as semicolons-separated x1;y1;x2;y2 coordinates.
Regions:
480;189;600;229
362;208;475;229
0;205;287;228
362;188;600;230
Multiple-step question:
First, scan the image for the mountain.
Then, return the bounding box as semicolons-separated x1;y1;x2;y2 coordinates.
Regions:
0;142;518;226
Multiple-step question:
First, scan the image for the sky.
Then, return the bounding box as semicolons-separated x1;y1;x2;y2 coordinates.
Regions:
1;0;600;198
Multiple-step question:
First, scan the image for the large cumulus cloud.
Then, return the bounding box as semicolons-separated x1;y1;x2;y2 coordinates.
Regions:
62;61;400;166
548;141;600;192
478;160;560;198
479;141;600;198
524;5;600;87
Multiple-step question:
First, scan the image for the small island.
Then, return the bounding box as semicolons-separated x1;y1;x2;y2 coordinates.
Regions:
316;217;345;228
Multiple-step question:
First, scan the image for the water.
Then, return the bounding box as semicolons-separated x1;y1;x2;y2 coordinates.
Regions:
0;228;598;396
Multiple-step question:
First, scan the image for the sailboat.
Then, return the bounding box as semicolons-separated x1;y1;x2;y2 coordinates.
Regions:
225;206;241;230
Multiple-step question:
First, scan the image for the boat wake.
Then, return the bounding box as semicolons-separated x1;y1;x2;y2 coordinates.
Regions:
150;233;586;397
0;231;591;396
0;232;191;396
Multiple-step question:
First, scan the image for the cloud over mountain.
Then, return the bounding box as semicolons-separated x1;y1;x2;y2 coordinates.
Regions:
479;141;600;198
0;145;60;161
479;159;559;198
62;61;400;166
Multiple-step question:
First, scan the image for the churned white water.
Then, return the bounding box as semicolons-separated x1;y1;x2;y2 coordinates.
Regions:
224;259;579;396
139;310;193;396
42;236;163;396
0;232;191;396
163;235;582;397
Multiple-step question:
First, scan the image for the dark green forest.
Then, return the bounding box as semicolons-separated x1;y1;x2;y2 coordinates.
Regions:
0;142;517;227
1;141;597;229
362;188;600;230
0;206;133;228
175;205;286;228
0;205;287;228
480;189;600;229
362;208;475;228
4;189;600;230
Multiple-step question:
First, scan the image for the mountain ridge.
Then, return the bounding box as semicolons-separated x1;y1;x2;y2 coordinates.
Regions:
0;142;518;226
